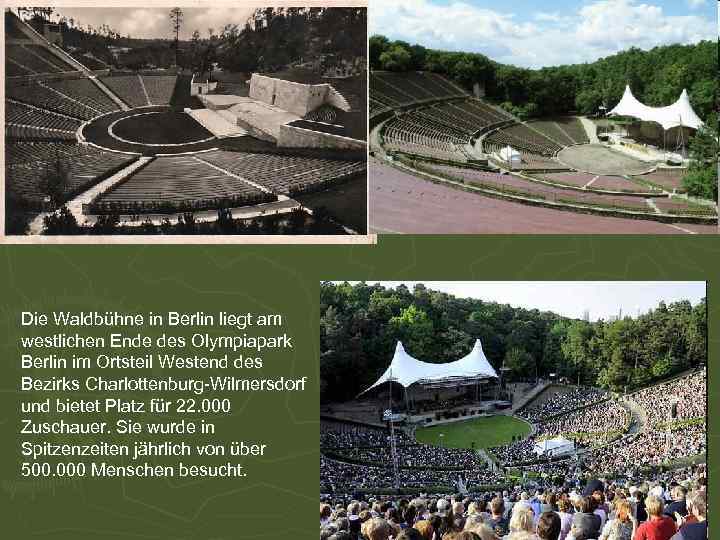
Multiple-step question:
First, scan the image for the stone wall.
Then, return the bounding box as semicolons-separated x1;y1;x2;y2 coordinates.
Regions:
278;124;366;150
248;74;276;105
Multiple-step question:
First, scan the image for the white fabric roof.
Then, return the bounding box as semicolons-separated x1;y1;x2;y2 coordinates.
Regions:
533;437;575;456
498;146;521;162
609;85;704;131
362;339;498;394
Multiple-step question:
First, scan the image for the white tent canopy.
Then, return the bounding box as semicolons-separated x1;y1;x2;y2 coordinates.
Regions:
533;437;575;457
497;145;521;162
362;339;499;394
608;85;704;131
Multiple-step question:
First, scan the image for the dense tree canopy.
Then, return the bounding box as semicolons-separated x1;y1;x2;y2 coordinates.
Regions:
370;36;717;123
320;282;706;403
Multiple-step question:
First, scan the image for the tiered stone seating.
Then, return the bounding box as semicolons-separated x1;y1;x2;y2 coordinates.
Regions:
486;123;562;157
97;156;275;211
528;120;575;146
305;104;338;124
6;101;81;133
141;75;177;105
6;147;136;207
382;113;469;162
199;151;366;196
7;81;98;120
46;77;120;114
6;141;92;167
484;142;568;171
99;75;148;108
6;44;71;74
370;71;467;108
556;117;589;144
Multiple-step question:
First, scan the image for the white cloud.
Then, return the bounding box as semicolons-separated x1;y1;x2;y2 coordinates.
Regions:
686;0;707;9
55;7;255;40
370;0;715;68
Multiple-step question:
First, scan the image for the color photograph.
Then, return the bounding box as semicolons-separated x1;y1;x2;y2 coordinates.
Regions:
368;0;718;234
320;281;707;539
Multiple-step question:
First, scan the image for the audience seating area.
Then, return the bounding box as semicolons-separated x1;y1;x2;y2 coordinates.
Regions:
5;144;137;207
99;75;149;108
485;123;563;157
370;71;468;109
141;75;177;105
6;100;81;135
6;44;75;75
7;81;100;120
199;151;366;196
95;156;275;212
45;77;121;114
529;117;589;147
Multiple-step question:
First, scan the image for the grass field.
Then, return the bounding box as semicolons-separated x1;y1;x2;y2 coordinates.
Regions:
415;415;531;449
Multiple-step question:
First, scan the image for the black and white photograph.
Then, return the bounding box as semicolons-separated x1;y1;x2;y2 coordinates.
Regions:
4;6;367;237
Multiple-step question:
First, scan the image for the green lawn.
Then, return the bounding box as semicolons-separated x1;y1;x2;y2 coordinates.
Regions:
415;415;531;449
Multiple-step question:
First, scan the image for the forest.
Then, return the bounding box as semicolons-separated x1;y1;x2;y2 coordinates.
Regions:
21;8;366;73
370;35;718;200
320;282;707;403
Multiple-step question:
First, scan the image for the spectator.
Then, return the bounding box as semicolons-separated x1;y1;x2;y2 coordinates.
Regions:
633;495;675;540
600;497;636;540
670;490;706;540
537;511;562;540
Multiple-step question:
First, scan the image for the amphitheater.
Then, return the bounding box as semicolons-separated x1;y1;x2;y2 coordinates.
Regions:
4;12;367;235
321;368;707;495
370;71;718;234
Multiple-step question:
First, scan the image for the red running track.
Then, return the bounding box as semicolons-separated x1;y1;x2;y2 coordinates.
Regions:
369;160;718;235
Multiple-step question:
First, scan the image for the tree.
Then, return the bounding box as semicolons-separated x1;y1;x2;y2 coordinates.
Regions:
169;7;183;67
43;206;78;235
379;44;412;72
683;123;719;200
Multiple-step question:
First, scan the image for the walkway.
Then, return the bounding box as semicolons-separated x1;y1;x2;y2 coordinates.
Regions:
579;116;600;144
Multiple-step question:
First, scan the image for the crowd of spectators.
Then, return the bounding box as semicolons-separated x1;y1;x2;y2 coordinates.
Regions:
320;465;707;540
321;372;706;506
518;388;609;424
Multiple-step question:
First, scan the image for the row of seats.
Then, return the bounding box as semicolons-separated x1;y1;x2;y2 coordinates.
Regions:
6;146;136;206
198;151;366;196
484;142;568;171
6;44;74;75
6;141;96;167
7;81;99;120
99;74;177;108
142;75;177;105
97;156;274;211
383;115;469;162
45;77;120;114
7;100;81;133
529;118;589;146
485;123;562;157
370;71;467;108
99;75;148;108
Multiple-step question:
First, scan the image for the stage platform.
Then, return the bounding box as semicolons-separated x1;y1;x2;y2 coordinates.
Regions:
188;109;248;138
198;94;299;143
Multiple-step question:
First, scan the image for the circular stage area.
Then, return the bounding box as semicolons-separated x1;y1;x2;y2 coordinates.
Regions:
415;415;531;449
110;111;215;145
557;144;656;176
81;106;221;155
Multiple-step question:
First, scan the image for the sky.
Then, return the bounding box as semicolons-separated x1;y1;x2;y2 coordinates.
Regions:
44;7;256;41
370;0;716;68
347;281;706;321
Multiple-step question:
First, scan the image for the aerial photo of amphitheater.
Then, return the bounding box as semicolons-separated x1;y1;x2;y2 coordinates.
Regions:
4;7;367;236
320;281;708;539
369;0;718;234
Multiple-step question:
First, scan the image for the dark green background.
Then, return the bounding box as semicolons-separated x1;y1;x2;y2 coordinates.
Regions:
0;236;716;539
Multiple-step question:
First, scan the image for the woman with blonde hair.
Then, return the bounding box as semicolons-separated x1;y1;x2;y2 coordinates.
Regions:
507;505;538;540
599;498;636;540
